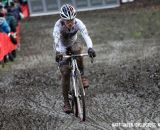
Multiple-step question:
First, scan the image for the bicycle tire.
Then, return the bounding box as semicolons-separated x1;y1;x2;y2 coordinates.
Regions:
71;90;78;117
76;71;86;121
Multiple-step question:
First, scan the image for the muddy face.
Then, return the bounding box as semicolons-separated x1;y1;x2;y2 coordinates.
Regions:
64;19;75;29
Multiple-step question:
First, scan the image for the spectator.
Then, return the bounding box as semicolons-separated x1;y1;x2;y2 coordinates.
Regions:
9;1;22;21
6;6;18;59
0;0;8;7
0;4;17;44
0;4;17;62
5;6;17;32
0;4;10;33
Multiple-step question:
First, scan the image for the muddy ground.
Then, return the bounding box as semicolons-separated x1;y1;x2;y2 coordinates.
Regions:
0;1;160;130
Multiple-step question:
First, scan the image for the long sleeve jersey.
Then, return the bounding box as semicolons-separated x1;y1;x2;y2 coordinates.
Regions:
53;18;93;53
0;17;10;33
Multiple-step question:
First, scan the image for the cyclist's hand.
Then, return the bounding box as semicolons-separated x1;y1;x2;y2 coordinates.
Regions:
55;51;63;62
88;48;96;58
9;34;17;45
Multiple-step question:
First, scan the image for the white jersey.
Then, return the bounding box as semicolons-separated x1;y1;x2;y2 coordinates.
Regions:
53;18;93;53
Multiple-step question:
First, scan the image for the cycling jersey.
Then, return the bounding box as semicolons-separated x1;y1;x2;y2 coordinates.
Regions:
53;18;93;53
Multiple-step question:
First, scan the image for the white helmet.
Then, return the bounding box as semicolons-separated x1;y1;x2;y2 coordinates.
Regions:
60;4;76;20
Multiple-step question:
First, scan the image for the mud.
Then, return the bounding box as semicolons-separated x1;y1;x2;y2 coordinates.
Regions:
0;2;160;130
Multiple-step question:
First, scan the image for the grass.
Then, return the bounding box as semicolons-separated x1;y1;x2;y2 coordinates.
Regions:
76;6;160;43
20;3;160;47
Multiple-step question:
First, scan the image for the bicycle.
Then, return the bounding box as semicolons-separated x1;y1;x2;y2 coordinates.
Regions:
63;53;93;121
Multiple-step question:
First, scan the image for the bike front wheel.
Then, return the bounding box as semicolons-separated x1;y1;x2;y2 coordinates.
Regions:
70;90;78;117
76;73;86;121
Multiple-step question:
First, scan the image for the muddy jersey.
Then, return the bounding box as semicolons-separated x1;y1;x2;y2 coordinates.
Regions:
53;18;93;53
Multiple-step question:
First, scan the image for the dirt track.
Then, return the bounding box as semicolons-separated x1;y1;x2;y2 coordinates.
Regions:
0;2;160;130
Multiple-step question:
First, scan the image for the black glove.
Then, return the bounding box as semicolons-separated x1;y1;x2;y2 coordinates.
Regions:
55;51;63;62
88;48;96;58
66;47;72;55
9;34;17;45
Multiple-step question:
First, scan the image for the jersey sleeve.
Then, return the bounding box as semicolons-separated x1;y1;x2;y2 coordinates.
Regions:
76;19;93;49
53;20;61;52
1;18;10;33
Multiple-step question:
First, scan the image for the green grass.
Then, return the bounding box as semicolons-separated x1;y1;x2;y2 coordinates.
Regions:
76;7;160;44
20;5;160;46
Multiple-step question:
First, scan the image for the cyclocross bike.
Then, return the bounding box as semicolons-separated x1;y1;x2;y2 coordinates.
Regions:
63;53;93;121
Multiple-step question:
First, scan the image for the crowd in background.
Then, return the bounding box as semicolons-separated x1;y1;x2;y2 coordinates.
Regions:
0;0;27;64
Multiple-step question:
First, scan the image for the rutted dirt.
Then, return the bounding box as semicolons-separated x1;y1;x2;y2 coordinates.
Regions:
0;2;160;130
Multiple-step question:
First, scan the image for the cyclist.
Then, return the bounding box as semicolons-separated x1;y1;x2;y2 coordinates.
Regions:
53;4;96;114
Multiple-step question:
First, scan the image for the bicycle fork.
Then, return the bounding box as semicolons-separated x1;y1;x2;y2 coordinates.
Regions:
71;59;78;98
71;59;86;119
71;59;85;97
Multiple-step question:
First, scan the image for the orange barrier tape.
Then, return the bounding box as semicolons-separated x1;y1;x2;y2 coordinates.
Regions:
21;4;29;18
0;23;20;61
0;33;17;61
0;4;28;61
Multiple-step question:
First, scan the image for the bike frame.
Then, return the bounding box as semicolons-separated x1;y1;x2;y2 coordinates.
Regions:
64;53;91;96
64;53;88;119
62;53;93;121
69;54;87;98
